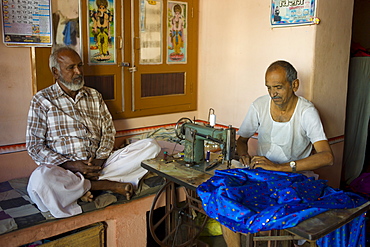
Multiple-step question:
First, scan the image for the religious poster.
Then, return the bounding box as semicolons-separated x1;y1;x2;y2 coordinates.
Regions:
167;1;187;64
88;0;115;64
1;0;52;46
271;0;317;27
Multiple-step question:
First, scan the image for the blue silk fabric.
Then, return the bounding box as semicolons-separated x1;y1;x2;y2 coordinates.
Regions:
197;168;367;247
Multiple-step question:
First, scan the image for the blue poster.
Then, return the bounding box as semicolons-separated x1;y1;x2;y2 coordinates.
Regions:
271;0;317;27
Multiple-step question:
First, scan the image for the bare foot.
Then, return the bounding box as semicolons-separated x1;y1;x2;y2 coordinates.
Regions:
90;180;134;200
80;191;94;202
112;183;133;200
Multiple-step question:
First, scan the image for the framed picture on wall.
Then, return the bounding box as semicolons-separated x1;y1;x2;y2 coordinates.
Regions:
167;1;187;64
87;0;116;65
271;0;317;27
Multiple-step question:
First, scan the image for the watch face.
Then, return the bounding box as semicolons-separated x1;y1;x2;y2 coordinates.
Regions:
290;161;296;172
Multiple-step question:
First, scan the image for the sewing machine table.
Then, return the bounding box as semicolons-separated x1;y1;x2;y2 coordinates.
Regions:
141;157;370;247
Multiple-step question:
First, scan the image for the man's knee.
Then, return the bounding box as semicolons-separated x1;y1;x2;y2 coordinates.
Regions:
29;165;55;184
132;138;161;155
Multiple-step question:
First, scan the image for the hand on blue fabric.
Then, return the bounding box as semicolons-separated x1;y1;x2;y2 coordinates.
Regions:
239;154;251;167
251;156;280;171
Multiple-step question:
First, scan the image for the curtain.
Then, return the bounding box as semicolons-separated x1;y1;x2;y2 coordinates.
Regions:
344;57;370;183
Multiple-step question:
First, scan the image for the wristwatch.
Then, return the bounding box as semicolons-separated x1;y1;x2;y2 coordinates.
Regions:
290;161;297;172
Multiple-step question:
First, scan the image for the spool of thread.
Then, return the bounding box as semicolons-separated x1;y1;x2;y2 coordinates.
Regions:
206;151;210;162
209;114;216;127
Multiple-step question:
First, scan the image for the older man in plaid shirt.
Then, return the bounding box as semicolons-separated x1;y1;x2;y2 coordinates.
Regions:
26;45;160;218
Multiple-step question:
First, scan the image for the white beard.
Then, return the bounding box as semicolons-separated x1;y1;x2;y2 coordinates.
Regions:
59;76;84;91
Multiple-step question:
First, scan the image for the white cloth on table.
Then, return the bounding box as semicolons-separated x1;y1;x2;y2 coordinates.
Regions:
27;138;161;218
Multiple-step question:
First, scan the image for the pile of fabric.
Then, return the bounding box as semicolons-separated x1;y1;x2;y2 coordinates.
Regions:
197;168;367;247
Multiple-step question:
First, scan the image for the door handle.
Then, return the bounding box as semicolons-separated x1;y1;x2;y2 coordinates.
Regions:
128;67;137;73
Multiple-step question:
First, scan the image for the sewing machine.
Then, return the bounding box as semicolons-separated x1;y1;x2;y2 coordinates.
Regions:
175;117;236;167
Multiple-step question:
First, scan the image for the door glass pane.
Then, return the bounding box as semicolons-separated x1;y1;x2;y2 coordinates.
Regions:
139;0;163;64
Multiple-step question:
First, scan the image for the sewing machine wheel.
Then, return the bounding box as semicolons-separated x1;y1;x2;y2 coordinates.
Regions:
175;117;193;140
148;181;208;247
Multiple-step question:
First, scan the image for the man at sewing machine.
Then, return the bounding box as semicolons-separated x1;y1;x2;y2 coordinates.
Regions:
26;45;160;218
222;60;334;246
237;60;333;172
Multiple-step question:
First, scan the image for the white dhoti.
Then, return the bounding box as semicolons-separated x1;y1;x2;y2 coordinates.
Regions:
27;138;161;218
27;165;90;218
99;138;161;188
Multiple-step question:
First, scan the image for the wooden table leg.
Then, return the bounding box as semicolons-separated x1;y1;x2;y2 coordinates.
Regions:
241;233;255;247
309;241;317;247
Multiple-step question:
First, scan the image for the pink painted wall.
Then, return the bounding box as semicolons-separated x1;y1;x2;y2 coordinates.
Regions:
0;2;356;246
197;0;354;188
0;1;354;185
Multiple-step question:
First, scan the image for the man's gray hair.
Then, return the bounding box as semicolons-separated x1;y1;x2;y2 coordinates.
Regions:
49;45;78;73
266;60;297;84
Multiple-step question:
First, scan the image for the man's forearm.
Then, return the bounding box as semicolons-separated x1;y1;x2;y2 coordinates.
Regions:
292;140;334;171
27;141;68;166
252;150;334;172
287;150;334;172
236;137;250;156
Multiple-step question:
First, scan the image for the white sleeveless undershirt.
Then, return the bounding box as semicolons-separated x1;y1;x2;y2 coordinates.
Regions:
237;95;327;164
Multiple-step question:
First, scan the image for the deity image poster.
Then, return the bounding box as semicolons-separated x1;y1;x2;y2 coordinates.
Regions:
88;0;116;64
167;1;187;64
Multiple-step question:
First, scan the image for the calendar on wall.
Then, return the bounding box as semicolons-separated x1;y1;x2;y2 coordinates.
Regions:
271;0;317;27
1;0;52;46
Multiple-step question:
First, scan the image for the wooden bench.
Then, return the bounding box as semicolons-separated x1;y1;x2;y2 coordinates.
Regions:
0;126;185;246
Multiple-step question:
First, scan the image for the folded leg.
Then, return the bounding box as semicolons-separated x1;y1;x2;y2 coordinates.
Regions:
27;165;91;218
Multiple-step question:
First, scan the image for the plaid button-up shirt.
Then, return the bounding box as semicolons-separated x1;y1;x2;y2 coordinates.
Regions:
26;83;116;166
